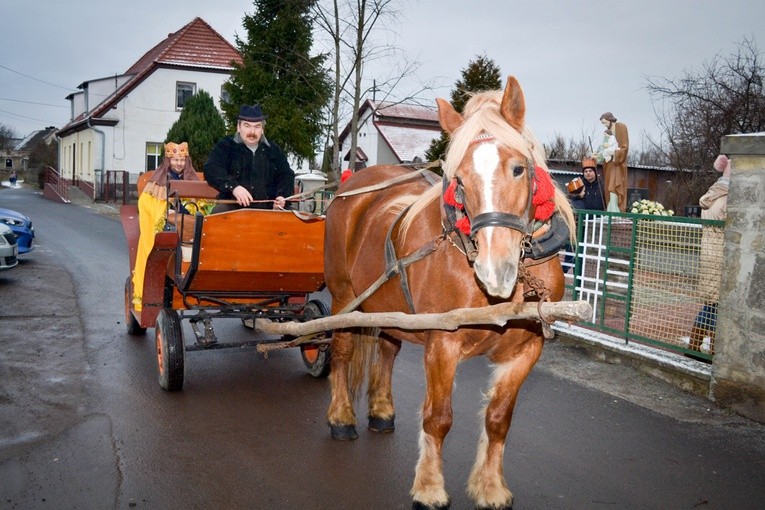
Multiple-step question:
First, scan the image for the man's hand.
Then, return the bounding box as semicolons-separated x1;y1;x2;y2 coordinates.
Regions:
232;185;253;207
273;196;286;209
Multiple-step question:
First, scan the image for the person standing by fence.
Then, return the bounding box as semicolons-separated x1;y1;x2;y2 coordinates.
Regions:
563;158;606;273
689;154;730;358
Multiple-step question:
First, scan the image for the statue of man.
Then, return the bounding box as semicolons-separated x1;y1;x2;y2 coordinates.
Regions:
592;112;629;212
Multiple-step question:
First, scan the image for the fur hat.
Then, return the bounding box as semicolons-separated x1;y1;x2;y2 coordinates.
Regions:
713;154;730;173
599;111;617;123
164;142;189;158
238;104;267;122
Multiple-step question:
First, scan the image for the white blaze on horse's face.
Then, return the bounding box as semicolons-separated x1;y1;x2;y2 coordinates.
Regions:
468;141;525;299
472;142;500;214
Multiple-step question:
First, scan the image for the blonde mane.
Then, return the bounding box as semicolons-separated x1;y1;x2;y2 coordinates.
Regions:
401;89;575;241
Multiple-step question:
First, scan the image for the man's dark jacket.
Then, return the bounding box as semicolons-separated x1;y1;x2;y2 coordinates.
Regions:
570;177;606;211
204;134;294;210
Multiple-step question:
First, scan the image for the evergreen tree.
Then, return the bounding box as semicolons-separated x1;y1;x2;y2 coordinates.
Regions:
426;55;502;164
165;90;226;172
222;0;331;164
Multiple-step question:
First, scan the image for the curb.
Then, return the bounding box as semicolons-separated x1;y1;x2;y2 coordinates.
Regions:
553;322;712;398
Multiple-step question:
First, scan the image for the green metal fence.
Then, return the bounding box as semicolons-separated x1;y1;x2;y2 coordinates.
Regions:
561;210;725;361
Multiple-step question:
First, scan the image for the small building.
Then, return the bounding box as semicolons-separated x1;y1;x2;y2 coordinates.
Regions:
56;17;241;198
2;127;57;176
338;100;441;170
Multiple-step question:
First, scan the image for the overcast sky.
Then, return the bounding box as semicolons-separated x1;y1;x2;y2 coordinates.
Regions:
1;0;763;153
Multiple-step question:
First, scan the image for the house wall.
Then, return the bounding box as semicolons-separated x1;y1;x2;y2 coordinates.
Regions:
340;112;404;167
70;91;86;119
103;67;230;176
80;74;132;116
61;67;231;184
357;110;378;167
375;132;397;165
58;130;97;183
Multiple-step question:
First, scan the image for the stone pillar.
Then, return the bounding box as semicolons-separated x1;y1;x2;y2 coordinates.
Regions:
710;133;765;423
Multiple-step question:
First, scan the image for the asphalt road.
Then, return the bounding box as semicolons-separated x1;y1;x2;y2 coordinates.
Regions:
1;186;764;510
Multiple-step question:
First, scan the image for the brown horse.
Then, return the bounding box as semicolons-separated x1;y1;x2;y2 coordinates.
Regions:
324;76;575;509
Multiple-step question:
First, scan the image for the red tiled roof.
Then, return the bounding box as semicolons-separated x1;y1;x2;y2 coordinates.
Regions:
59;17;241;134
126;17;241;74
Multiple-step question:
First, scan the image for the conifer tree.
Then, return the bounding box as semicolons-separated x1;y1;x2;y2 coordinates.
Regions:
165;90;226;172
222;0;331;164
426;55;502;164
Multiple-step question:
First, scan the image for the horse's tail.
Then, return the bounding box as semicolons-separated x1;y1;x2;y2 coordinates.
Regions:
348;327;381;401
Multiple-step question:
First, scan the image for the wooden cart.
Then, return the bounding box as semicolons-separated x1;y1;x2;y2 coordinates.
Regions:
121;175;330;391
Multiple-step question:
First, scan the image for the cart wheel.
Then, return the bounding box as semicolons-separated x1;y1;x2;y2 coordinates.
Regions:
124;277;146;336
156;309;185;391
300;300;331;378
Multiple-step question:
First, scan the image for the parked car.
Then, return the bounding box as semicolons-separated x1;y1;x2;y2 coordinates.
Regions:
0;208;34;254
0;223;18;270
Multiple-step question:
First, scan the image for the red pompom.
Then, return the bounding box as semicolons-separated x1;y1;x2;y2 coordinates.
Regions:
455;217;471;235
341;169;353;183
532;165;556;221
443;179;462;209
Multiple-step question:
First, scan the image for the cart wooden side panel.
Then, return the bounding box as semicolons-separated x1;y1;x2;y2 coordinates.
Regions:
177;209;326;296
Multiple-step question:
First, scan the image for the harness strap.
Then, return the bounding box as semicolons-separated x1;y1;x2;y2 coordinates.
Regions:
470;211;530;237
385;205;418;313
331;161;442;201
337;235;443;315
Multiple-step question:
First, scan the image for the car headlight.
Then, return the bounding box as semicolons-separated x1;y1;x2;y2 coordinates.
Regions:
1;218;24;227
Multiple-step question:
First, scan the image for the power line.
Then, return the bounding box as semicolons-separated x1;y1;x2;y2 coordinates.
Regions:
0;64;76;92
0;96;69;108
0;108;60;124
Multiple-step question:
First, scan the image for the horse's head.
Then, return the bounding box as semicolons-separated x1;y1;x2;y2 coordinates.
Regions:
437;76;543;299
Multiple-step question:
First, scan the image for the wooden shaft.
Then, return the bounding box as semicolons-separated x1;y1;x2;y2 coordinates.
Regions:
253;300;591;336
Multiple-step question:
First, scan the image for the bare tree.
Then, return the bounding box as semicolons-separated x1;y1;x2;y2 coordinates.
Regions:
647;38;765;169
645;37;765;211
0;124;18;152
313;0;438;180
544;127;598;162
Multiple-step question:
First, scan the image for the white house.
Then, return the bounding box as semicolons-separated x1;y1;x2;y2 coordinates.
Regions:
338;100;441;170
56;17;241;196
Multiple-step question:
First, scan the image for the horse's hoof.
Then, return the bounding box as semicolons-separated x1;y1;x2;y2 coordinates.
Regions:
368;415;395;433
412;499;450;510
330;424;359;441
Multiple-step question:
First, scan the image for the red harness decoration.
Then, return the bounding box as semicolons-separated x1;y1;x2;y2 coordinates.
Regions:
443;179;471;235
443;164;556;235
532;165;556;221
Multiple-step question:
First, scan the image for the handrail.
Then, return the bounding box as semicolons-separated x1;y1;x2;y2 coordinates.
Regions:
44;166;69;201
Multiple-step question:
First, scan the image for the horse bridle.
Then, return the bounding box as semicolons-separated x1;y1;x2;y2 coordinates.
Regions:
444;134;537;250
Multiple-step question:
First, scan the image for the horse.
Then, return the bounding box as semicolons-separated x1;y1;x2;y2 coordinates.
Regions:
323;76;575;509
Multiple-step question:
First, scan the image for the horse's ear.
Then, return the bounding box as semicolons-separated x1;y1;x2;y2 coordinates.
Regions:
500;76;526;132
437;98;463;134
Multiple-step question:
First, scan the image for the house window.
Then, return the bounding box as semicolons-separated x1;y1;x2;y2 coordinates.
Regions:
176;82;196;109
146;143;162;171
220;85;230;106
5;159;11;168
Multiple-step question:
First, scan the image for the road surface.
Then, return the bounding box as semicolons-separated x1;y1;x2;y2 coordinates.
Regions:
1;186;763;509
